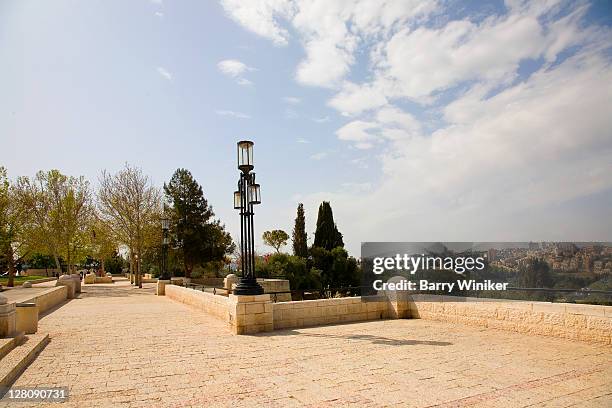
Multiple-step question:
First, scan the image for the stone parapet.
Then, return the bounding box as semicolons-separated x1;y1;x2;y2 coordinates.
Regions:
55;276;76;299
228;294;273;335
156;280;170;296
165;284;229;321
15;303;38;334
272;296;389;330
0;294;16;338
408;296;612;345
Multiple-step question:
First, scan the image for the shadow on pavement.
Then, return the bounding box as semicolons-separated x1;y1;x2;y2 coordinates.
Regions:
261;328;452;346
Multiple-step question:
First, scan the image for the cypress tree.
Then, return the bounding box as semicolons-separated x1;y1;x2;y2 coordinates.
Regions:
292;203;308;257
313;201;344;251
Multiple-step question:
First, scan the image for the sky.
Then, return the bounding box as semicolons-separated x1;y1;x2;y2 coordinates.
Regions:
1;0;611;256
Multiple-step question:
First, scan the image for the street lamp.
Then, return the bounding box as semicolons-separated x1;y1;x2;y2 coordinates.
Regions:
134;254;141;288
233;140;264;295
161;216;170;280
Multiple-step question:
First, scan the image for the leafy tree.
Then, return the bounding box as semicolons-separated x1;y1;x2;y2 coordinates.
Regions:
518;258;553;288
0;167;29;287
292;203;308;258
310;246;359;288
89;218;120;274
98;164;161;287
26;253;55;269
313;201;343;251
104;252;125;275
262;229;289;253
164;168;234;278
15;169;94;273
256;252;321;290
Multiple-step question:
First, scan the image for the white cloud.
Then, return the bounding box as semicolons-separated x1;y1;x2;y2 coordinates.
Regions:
222;0;438;87
283;96;300;104
217;59;253;77
217;59;255;86
328;81;388;116
222;0;612;254
156;67;172;80
236;77;253;86
215;109;251;119
219;0;295;46
155;11;164;18
296;138;309;144
310;151;328;160
303;50;612;253
336;120;377;144
150;0;162;4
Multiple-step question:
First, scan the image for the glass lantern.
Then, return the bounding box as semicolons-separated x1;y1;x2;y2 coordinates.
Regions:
161;217;170;231
237;140;254;172
248;184;261;205
233;191;242;209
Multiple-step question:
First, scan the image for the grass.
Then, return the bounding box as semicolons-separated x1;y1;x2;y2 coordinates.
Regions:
0;275;48;286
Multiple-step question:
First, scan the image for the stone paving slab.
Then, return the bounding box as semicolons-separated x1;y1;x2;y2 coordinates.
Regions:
0;285;56;304
8;280;612;407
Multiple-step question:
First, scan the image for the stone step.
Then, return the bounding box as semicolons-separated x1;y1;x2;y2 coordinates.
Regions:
0;333;49;391
0;332;25;360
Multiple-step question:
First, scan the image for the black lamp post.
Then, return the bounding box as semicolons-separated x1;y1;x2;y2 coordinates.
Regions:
233;140;264;295
161;217;170;280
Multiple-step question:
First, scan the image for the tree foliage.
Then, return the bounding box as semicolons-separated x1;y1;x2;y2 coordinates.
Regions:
310;246;359;288
292;203;308;258
262;229;289;253
164;168;234;278
14;169;94;274
313;201;343;251
256;253;321;290
0;166;29;286
518;258;553;288
98;164;161;287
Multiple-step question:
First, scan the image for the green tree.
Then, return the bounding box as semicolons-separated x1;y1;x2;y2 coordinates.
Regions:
15;169;94;273
164;168;234;278
310;246;359;288
518;258;553;288
313;201;343;251
0;167;29;287
292;203;308;257
262;229;289;253
256;252;321;290
98;164;161;287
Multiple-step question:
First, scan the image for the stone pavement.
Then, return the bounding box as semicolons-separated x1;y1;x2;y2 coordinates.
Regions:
9;280;612;407
0;281;57;304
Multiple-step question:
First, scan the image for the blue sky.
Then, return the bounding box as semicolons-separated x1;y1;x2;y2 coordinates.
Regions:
1;0;611;255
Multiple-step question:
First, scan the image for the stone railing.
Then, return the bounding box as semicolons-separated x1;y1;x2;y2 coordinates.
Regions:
161;286;611;344
25;286;68;315
408;295;611;345
165;284;229;321
273;296;391;330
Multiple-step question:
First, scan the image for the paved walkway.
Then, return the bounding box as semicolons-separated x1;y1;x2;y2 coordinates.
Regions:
10;280;612;407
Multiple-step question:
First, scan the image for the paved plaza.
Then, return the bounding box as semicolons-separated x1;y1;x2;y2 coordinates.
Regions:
9;280;612;407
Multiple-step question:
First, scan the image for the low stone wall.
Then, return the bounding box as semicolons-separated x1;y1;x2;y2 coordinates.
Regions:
163;287;610;343
165;285;229;321
273;296;390;330
409;296;612;345
24;269;60;277
30;277;57;285
258;279;291;302
22;286;68;315
192;277;225;287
